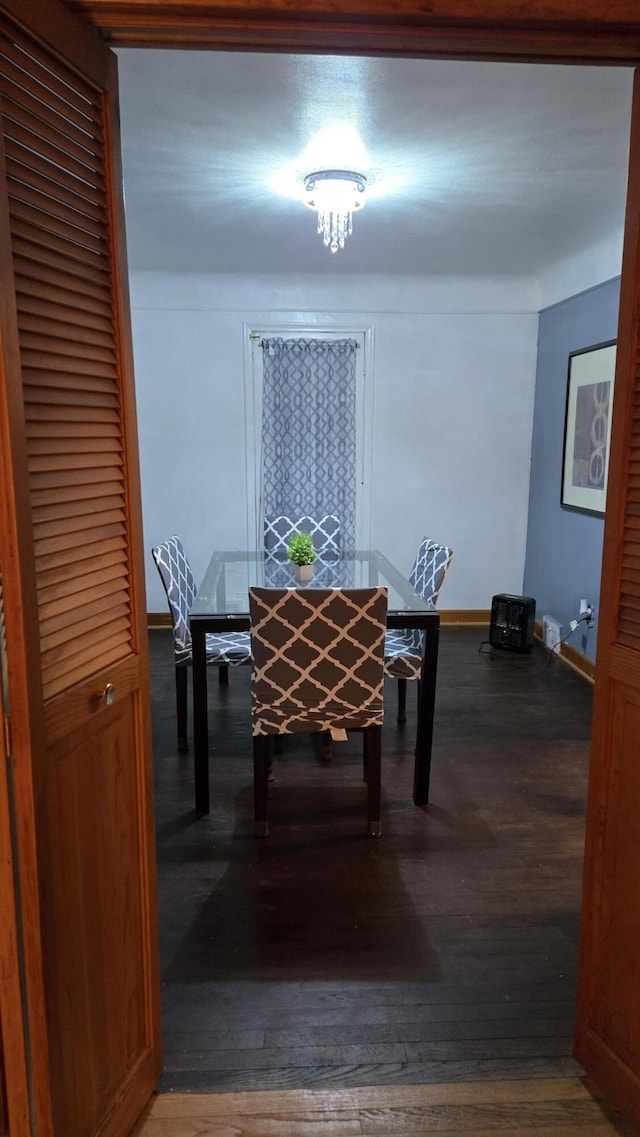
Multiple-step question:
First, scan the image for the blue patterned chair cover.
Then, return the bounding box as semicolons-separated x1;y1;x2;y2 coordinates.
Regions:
384;538;453;681
152;536;251;666
264;515;341;558
152;536;251;750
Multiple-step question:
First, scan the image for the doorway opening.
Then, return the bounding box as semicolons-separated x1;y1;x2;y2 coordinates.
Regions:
117;44;627;1091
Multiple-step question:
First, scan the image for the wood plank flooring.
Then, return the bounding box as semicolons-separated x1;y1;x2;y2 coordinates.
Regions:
131;1077;640;1135
149;626;595;1095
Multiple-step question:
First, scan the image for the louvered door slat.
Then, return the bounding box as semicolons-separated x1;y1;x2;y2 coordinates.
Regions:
39;559;127;605
40;580;129;625
42;631;129;689
36;548;127;591
4;137;108;209
16;271;112;312
8;168;108;236
41;597;131;644
20;333;117;366
1;101;101;179
34;521;125;560
29;451;121;475
30;446;122;467
14;240;111;295
43;617;131;673
31;480;123;509
27;402;120;425
0;50;100;136
41;604;131;654
0;17;133;702
0;29;97;114
11;209;107;269
0;95;104;173
36;504;125;539
20;315;115;352
7;155;107;225
23;367;119;392
9;196;107;256
43;643;126;701
28;420;121;439
34;535;127;573
43;626;129;674
2;119;103;189
23;388;118;412
29;464;123;491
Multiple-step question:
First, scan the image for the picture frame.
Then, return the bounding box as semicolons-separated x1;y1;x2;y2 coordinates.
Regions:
561;340;617;516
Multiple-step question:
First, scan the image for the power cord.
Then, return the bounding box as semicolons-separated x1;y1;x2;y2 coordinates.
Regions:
478;639;533;666
546;611;592;666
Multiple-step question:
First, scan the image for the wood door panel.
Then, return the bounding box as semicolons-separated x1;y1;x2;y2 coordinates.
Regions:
589;683;640;1067
575;68;640;1129
40;694;148;1137
0;1;160;1135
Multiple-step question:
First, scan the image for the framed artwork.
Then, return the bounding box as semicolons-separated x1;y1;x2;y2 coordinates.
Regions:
561;340;617;516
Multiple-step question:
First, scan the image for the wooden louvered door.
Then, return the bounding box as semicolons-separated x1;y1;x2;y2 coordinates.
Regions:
575;69;640;1126
0;2;161;1136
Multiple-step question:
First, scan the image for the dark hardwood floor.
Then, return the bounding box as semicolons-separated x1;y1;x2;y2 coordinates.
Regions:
149;626;594;1094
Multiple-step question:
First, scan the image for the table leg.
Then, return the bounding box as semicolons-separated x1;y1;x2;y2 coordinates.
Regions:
192;628;210;815
414;622;440;805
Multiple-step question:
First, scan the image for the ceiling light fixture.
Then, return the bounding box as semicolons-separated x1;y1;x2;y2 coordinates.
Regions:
304;169;367;253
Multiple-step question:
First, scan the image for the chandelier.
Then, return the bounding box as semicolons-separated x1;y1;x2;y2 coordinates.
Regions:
304;169;367;253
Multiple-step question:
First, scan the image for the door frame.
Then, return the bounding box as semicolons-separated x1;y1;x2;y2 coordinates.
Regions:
5;0;640;1133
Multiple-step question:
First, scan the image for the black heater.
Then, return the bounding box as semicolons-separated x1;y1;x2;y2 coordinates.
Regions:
489;594;536;652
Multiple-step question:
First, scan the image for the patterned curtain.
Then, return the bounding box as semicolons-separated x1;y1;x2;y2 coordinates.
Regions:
261;338;357;552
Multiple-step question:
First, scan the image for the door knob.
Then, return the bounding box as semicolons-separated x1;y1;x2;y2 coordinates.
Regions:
102;683;116;706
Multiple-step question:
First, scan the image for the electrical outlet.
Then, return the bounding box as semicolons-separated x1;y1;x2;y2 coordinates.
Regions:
579;598;595;627
542;615;562;653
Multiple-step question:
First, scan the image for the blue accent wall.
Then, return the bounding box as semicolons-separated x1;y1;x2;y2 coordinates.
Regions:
523;277;620;661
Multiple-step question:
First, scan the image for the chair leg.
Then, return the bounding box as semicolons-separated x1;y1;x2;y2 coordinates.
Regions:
254;734;271;837
218;664;229;687
176;665;188;753
397;678;407;724
364;725;382;837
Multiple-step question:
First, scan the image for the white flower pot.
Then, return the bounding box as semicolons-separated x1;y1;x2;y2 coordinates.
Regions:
293;562;314;583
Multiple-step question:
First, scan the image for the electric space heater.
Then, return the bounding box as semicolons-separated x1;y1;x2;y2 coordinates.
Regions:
489;594;536;652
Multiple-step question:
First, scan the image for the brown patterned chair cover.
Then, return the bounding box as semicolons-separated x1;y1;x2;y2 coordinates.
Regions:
249;586;388;838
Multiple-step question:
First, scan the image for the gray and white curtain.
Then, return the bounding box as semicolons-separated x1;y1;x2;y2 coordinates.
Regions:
261;337;357;553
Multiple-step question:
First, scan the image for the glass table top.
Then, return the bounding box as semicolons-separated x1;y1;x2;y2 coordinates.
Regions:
191;549;436;619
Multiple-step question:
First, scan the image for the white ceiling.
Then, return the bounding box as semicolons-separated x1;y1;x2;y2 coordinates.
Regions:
116;49;634;277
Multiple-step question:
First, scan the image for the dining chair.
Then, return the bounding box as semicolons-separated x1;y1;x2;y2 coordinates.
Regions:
152;535;251;752
384;537;453;723
264;514;341;557
249;585;388;838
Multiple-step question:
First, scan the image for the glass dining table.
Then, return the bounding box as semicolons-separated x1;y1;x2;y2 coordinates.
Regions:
189;549;440;816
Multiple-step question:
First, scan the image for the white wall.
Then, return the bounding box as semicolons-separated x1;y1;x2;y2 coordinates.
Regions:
131;271;540;611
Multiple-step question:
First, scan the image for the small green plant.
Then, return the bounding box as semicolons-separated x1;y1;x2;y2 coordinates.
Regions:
286;530;317;566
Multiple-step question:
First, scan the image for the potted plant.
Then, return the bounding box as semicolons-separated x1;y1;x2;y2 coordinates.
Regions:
287;530;317;583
